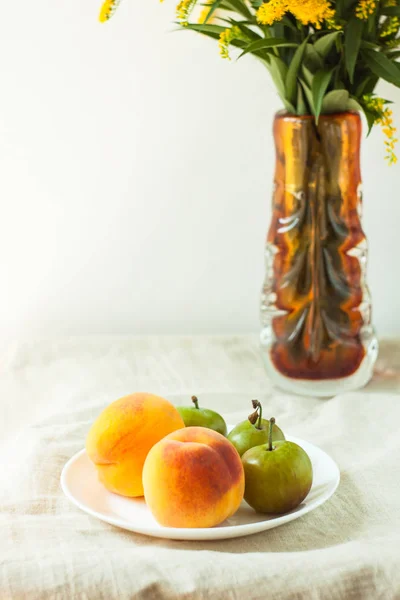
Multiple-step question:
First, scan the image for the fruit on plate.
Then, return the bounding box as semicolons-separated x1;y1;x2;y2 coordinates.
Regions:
227;400;285;456
143;426;244;528
242;418;313;514
176;395;228;436
86;392;185;497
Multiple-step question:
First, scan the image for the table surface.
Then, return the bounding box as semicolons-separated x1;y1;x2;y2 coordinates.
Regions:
2;335;400;600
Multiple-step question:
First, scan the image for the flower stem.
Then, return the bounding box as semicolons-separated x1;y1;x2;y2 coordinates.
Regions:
268;417;275;452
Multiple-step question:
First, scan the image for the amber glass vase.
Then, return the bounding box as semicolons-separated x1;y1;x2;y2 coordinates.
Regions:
260;111;378;396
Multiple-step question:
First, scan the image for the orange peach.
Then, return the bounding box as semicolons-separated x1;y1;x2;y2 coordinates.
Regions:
86;392;185;497
142;426;245;528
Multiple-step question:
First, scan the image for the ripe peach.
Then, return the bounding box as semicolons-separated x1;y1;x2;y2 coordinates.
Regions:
86;392;185;497
142;426;245;528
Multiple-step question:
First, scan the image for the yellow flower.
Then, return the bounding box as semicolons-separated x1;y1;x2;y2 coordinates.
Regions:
291;0;334;27
99;0;121;22
176;0;197;25
199;6;210;23
380;16;400;38
355;0;377;20
325;16;343;30
385;38;400;48
198;4;217;23
256;0;287;25
364;95;398;164
257;0;334;29
219;26;241;60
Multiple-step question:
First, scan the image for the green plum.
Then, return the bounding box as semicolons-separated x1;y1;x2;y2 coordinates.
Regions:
242;417;313;514
177;396;227;436
227;400;285;456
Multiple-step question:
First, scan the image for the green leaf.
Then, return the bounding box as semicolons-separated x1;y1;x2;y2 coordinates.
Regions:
228;19;261;41
220;0;253;20
281;15;300;33
299;80;315;115
286;38;308;107
203;0;223;24
346;97;363;112
297;85;308;115
314;31;342;58
321;89;349;113
345;17;363;83
184;23;247;50
333;69;346;90
361;40;380;50
361;107;376;135
267;55;290;104
381;6;400;16
264;55;296;113
184;23;227;36
304;44;324;72
363;75;379;95
248;0;262;9
312;68;334;122
282;99;297;113
354;74;378;97
387;50;400;61
302;65;313;87
335;0;346;19
363;49;400;88
238;38;298;59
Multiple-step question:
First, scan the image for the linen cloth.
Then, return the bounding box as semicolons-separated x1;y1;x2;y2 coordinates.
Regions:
1;335;400;600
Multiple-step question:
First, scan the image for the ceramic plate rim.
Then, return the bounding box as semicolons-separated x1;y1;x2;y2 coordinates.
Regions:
60;432;340;541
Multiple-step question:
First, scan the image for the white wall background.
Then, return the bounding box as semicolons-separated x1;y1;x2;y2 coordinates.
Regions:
0;0;399;343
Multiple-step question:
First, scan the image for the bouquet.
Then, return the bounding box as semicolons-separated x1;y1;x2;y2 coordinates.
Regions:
98;0;400;163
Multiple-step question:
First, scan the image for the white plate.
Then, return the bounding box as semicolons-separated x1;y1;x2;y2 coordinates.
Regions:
61;428;340;541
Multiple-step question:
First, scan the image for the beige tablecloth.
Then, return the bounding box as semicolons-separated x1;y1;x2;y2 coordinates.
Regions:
1;336;400;599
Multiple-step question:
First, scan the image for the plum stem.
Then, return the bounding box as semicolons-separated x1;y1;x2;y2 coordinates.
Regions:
248;400;262;429
191;395;200;410
255;400;262;430
248;410;258;425
268;417;275;451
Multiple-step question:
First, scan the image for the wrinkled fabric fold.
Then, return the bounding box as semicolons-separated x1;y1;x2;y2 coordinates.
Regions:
1;336;400;599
